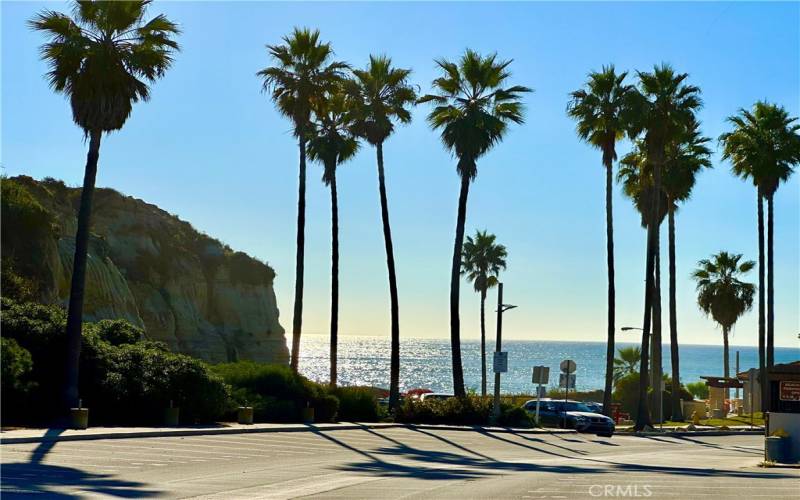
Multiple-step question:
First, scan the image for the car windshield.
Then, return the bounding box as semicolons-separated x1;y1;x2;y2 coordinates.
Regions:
552;402;593;412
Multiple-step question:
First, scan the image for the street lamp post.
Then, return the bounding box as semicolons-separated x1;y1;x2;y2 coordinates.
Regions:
492;282;517;423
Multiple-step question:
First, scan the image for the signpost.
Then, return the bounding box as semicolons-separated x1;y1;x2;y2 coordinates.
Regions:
532;366;549;425
560;359;576;429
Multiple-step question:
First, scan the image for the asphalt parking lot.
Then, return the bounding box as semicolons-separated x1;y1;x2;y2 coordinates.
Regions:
2;427;797;499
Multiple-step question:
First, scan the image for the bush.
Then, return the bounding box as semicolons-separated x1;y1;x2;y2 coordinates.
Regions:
499;405;532;427
1;337;35;398
0;297;229;425
212;361;339;423
686;381;709;400
396;395;493;426
612;373;694;421
332;387;382;422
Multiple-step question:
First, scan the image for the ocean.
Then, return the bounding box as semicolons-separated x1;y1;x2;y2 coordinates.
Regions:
297;334;800;394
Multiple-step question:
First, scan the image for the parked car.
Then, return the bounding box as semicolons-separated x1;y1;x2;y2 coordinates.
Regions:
420;393;454;402
523;398;615;437
583;401;603;414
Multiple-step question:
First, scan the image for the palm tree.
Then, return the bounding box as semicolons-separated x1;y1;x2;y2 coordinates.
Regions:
692;252;755;396
566;65;634;417
461;230;508;397
621;120;712;421
720;102;800;407
613;346;642;384
628;64;701;430
419;50;530;397
346;55;417;409
30;0;179;408
661;120;712;420
306;88;359;387
258;28;348;372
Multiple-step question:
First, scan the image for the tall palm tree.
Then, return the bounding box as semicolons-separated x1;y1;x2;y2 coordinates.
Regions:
566;65;634;417
30;0;179;408
306;88;359;387
258;28;348;372
613;346;642;383
661;120;712;420
419;50;530;397
692;252;755;396
628;64;701;430
346;55;417;409
720;102;800;407
461;230;508;397
621;120;712;421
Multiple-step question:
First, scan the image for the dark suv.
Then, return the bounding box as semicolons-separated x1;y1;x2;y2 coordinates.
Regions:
524;399;615;437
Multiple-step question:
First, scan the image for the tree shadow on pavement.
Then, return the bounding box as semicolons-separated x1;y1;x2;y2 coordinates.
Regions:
1;463;160;498
1;428;160;498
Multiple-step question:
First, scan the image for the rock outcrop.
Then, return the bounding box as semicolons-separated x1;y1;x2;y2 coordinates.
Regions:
2;176;288;364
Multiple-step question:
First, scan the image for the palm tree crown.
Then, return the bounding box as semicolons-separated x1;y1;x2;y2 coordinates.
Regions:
613;346;642;383
720;101;800;197
258;27;348;137
567;65;634;167
30;0;180;133
461;230;507;294
347;55;417;145
419;50;531;180
692;252;755;330
306;89;360;182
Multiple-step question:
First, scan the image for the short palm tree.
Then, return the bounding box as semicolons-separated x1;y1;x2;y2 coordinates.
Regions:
613;346;642;384
692;252;755;395
720;102;800;392
346;55;417;409
566;65;634;416
461;230;508;397
419;50;530;397
30;0;179;408
306;88;359;387
628;64;701;430
258;28;348;372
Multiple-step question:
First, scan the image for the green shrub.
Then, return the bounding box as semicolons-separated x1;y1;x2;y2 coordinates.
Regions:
396;395;494;426
499;405;532;427
612;373;694;421
1;337;35;395
0;297;229;425
212;361;339;423
332;387;381;422
686;381;709;400
88;319;144;346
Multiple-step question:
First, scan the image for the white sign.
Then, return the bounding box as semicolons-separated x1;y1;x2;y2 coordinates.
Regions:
559;373;576;389
532;366;550;385
493;352;508;373
560;359;576;374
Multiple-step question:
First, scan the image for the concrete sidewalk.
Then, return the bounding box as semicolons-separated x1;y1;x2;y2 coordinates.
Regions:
0;422;576;444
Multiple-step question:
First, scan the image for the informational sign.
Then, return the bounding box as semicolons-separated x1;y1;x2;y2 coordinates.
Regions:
532;366;550;385
779;381;800;401
560;359;576;374
493;351;508;373
559;373;576;389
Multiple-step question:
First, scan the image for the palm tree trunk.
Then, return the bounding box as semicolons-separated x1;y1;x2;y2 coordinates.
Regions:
653;227;663;423
64;129;102;409
290;137;307;373
723;325;730;400
329;170;339;388
603;157;616;417
480;288;487;397
376;143;401;410
757;190;766;412
766;193;774;369
668;205;683;421
635;153;661;431
450;175;470;398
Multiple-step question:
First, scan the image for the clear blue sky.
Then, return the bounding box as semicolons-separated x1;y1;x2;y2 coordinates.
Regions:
3;1;799;347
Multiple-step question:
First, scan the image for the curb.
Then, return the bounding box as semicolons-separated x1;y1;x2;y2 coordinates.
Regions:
0;423;575;445
622;430;764;437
